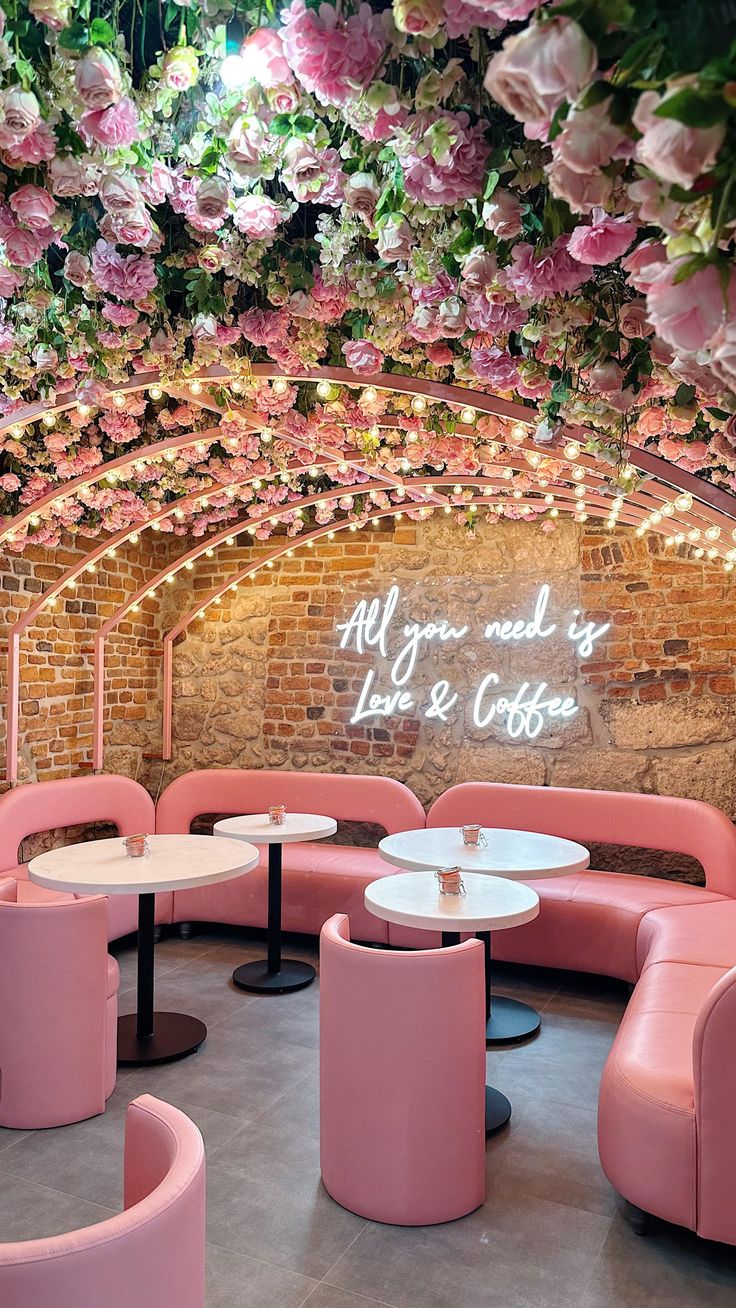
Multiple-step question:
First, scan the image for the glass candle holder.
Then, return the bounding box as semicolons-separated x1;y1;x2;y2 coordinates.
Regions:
436;867;465;896
268;805;287;826
460;824;486;848
124;834;149;859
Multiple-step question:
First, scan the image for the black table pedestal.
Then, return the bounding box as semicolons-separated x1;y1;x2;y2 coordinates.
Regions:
233;843;316;994
441;931;511;1134
117;892;207;1066
479;931;541;1045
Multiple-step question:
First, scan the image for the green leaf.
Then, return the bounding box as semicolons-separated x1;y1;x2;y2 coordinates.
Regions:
547;100;570;142
270;115;293;137
58;20;90;50
672;254;708;284
578;81;614;110
14;57;35;87
674;383;696;406
291;115;316;136
483;169;500;200
89;17;115;46
654;88;728;128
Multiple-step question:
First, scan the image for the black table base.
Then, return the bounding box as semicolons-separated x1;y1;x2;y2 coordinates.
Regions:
118;892;208;1066
441;931;512;1134
478;931;541;1045
232;843;316;995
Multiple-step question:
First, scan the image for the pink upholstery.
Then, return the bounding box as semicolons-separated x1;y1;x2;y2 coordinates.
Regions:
0;776;171;941
0;1094;206;1308
319;914;485;1225
157;769;425;942
0;878;119;1129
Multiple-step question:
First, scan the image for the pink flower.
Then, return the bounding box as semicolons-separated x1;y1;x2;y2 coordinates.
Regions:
137;162;174;206
27;0;70;29
3;226;43;267
99;172;141;217
80;97;139;149
344;171;380;222
482;188;523;238
393;0;444;38
567;209;636;265
626;178;682;235
547;158;613;213
619;299;654;339
241;28;292;88
553;100;629;175
442;0;503;38
0;265;23;296
63;251;91;286
102;302;139;327
461;249;497;291
621;239;667;292
90;239;158;302
99;207;154;248
633;90;725;190
636;407;667;438
376;214;414;262
49;153;99;197
161;46;199;92
646;260;733;353
195;177;229;224
234;194;282;239
426;342;454;366
499;235;588;301
0;88;40;141
484;17;597;128
75;49;123;110
342;339;384;375
280;0;384;107
656;436;712;472
708;320;736;392
400;112;490;209
470;346;520;388
8;184;56;233
0;473;20;491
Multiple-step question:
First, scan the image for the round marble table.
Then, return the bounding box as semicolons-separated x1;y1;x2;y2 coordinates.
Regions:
379;826;589;1043
214;812;337;994
365;870;540;1132
29;833;258;1065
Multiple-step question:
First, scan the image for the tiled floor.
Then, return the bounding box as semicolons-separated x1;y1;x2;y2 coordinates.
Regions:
2;928;736;1307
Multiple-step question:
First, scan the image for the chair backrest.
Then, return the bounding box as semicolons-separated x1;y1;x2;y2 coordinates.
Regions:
319;913;485;1225
0;1095;205;1308
0;775;155;874
156;768;426;838
427;782;736;896
0;879;109;1129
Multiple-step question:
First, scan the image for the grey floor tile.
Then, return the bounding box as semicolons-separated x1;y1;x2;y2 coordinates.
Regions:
487;1011;617;1111
0;1173;115;1241
325;1195;612;1308
303;1285;398;1308
118;959;250;1028
0;1125;28;1153
580;1209;736;1307
206;1243;318;1307
216;982;320;1050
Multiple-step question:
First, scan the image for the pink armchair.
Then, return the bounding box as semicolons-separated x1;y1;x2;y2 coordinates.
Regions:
0;1094;206;1308
319;913;486;1225
0;878;119;1129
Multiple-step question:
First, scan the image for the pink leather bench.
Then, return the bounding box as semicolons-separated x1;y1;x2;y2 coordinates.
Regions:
0;775;169;942
155;768;426;943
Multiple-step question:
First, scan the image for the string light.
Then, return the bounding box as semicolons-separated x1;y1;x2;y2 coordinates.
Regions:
705;525;721;541
273;379;288;395
316;380;332;400
148;384;163;401
42;412;56;428
410;395;427;414
112;392;126;408
205;548;214;558
675;492;693;512
185;561;194;571
189;379;203;395
129;533;139;545
564;441;580;460
460;406;475;424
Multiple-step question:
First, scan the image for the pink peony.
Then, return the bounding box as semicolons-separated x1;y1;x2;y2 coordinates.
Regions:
399;112;490;209
646;260;733;353
656;436;712;472
234;194;283;238
0;473;20;491
279;0;384;108
8;184;56;232
633;90;725;190
342;340;384;375
470;346;520;388
484;17;597;128
90;239;158;302
567;209;637;265
75;49;123;110
80;97;139;148
3;226;43;267
499;235;588;301
240;28;292;88
102;302;138;327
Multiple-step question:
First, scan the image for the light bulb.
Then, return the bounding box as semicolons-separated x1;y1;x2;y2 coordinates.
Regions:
564;441;580;460
205;548;214;558
185;561;194;571
705;525;721;541
42;412;56;428
273;378;288;395
361;386;377;405
675;492;693;512
460;406;475;424
77;402;91;418
148;384;163;401
316;380;332;400
220;53;249;90
129;533;139;545
112;392;126;408
190;379;203;395
226;536;235;546
410;395;427;414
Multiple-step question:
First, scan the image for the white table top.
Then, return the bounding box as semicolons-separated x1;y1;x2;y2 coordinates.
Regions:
365;871;540;934
378;827;589;881
213;813;337;845
28;834;259;896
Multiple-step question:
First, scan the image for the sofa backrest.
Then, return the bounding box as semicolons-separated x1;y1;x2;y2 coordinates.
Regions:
156;768;425;838
0;775;156;874
427;782;736;897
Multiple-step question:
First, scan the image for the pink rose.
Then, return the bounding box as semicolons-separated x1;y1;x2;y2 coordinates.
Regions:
547;158;612;213
102;302;138;327
0;265;23;296
0;473;21;492
647;260;733;353
626;177;683;233
197;245;227;274
657;436;712;472
75;49;123;110
461;248;497;290
0;88;41;141
342;339;384;375
636;407;667;438
426;342;453;365
27;0;70;30
633;90;725;190
266;83;301;114
482;187;523;238
100;172;142;216
622;239;667;292
393;0;444;38
553;99;629;175
161;46;199;92
63;251;91;286
8;184;56;232
3;226;43;267
344;171;380;222
708;321;736;392
99;207;154;248
376;214;413;262
48;153;99;198
137;162;174;206
619;299;654;339
80;97;139;148
589;360;623;392
234;194;282;239
484;17;597;127
2;122;56;167
240;28;292;88
195;178;229;225
567;209;637;265
228;115;268;172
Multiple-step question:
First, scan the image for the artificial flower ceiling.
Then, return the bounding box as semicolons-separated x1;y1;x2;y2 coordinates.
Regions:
1;0;736;557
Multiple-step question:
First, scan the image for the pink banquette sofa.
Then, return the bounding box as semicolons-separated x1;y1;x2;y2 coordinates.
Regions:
0;1094;205;1308
156;768;425;944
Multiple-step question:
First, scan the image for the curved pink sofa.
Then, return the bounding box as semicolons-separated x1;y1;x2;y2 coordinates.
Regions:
320;913;485;1225
0;878;119;1129
156;768;425;943
0;775;168;942
0;1094;206;1307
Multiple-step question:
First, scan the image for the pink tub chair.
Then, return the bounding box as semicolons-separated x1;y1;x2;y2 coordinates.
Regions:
0;878;119;1129
319;913;486;1225
0;1094;206;1308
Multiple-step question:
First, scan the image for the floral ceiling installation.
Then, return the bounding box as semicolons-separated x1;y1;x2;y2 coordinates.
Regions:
0;0;736;552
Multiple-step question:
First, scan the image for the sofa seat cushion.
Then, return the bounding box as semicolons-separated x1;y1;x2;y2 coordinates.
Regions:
599;960;727;1230
173;843;394;943
637;901;736;973
106;954;120;1000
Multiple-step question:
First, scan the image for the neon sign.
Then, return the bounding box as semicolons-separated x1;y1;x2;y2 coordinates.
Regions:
335;584;610;741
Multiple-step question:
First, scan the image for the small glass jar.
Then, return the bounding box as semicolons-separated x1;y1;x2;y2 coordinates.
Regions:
268;805;287;826
124;834;149;859
460;824;486;848
436;866;465;896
